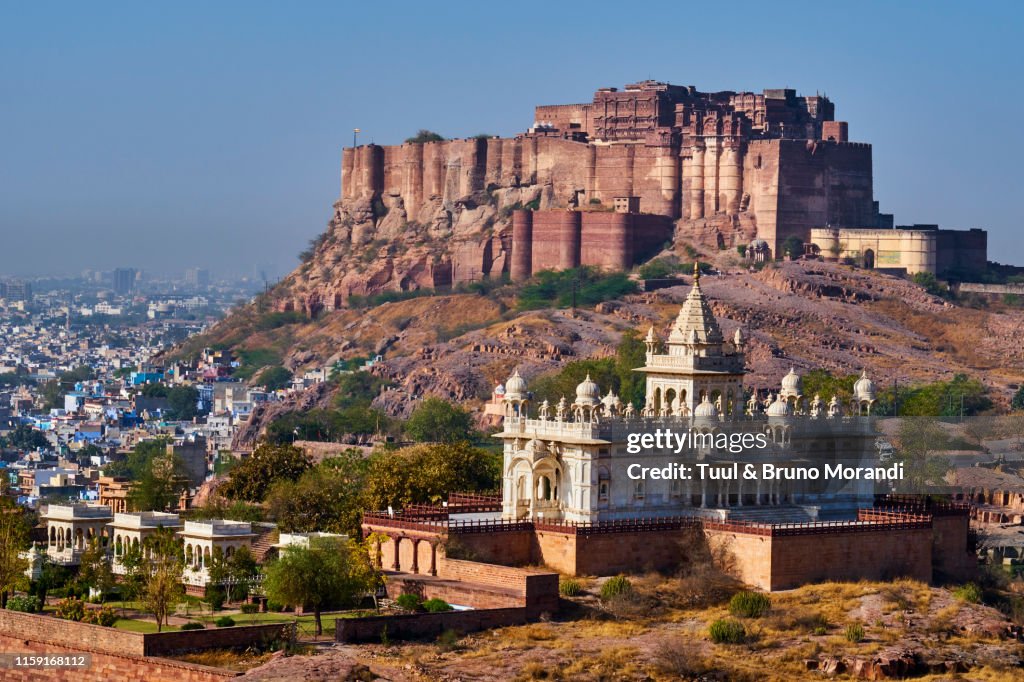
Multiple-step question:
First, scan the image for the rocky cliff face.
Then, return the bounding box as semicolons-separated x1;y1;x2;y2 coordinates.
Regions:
211;255;1024;445
276;171;557;317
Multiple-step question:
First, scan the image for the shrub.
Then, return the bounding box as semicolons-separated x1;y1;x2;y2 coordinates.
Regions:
638;257;680;280
395;593;422;612
709;618;746;644
845;622;865;643
559;579;583;597
600;575;633;601
516;266;638;312
5;595;41;613
82;605;118;627
205;587;225;611
215;616;236;628
436;628;461;652
266;600;284;612
953;582;983;604
240;603;259;614
728;590;772;618
181;622;206;630
422;598;453;613
55;597;87;622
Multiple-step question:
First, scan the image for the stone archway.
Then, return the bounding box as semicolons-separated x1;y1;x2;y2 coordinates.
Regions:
863;248;875;269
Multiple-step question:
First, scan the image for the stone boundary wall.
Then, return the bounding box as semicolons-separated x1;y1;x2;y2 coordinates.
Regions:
142;623;290;657
0;610;246;681
0;609;147;657
385;574;521;610
0;609;289;658
335;607;528;643
959;283;1024;295
0;634;238;682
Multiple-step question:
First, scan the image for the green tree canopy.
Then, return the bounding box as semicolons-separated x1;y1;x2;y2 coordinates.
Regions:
0;501;30;608
517;266;639;311
220;441;312;502
1013;386;1024;411
782;235;804;258
0;424;49;451
127;451;189;512
363;442;499;510
263;537;380;635
165;385;201;420
528;330;648;409
404;129;445;144
265;450;368;537
255;365;293;391
140;382;170;398
405;398;476;443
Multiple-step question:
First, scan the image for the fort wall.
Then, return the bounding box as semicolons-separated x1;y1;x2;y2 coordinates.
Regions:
342;134;873;256
510;209;673;280
766;527;932;590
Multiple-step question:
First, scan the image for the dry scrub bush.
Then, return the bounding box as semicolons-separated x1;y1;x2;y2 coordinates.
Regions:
652;640;713;678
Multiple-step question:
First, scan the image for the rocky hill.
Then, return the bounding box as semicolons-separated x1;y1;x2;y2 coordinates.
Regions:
176;241;1024;447
236;580;1024;681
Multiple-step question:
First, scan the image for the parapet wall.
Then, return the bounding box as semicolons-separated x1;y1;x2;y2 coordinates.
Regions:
366;508;966;591
336;608;529;644
0;609;279;681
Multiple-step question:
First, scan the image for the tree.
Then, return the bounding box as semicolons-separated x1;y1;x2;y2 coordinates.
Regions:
782;235;804;259
266;450;368;537
363;442;499;510
128;452;188;512
140;529;183;632
75;443;103;466
1014;386;1024;411
220;441;311;502
32;558;72;605
255;366;292;391
117;543;146;610
263;537;380;636
529;357;619;407
104;438;171;479
405;129;445;144
140;382;170;398
165;385;201;420
207;545;258;604
405;398;476;443
0;424;48;451
0;503;30;608
615;330;647;409
77;538;115;601
896;417;952;491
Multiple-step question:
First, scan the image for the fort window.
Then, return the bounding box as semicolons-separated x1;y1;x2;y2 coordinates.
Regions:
754;154;762;169
633;481;645;500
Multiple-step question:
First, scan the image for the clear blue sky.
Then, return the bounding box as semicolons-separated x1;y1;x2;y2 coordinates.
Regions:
1;1;1021;277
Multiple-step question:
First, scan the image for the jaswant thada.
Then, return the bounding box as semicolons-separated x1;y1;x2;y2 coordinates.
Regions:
495;265;884;525
362;271;976;590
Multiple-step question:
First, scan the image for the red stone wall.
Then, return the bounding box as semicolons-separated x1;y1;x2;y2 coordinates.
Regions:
930;514;977;583
336;607;529;643
446;528;535;567
706;529;773;590
0;637;236;682
0;610;252;681
385;574;522;610
768;528;932;590
773;139;874;249
514;210;672;279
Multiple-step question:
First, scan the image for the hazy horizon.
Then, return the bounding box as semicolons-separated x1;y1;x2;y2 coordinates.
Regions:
1;1;1021;277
